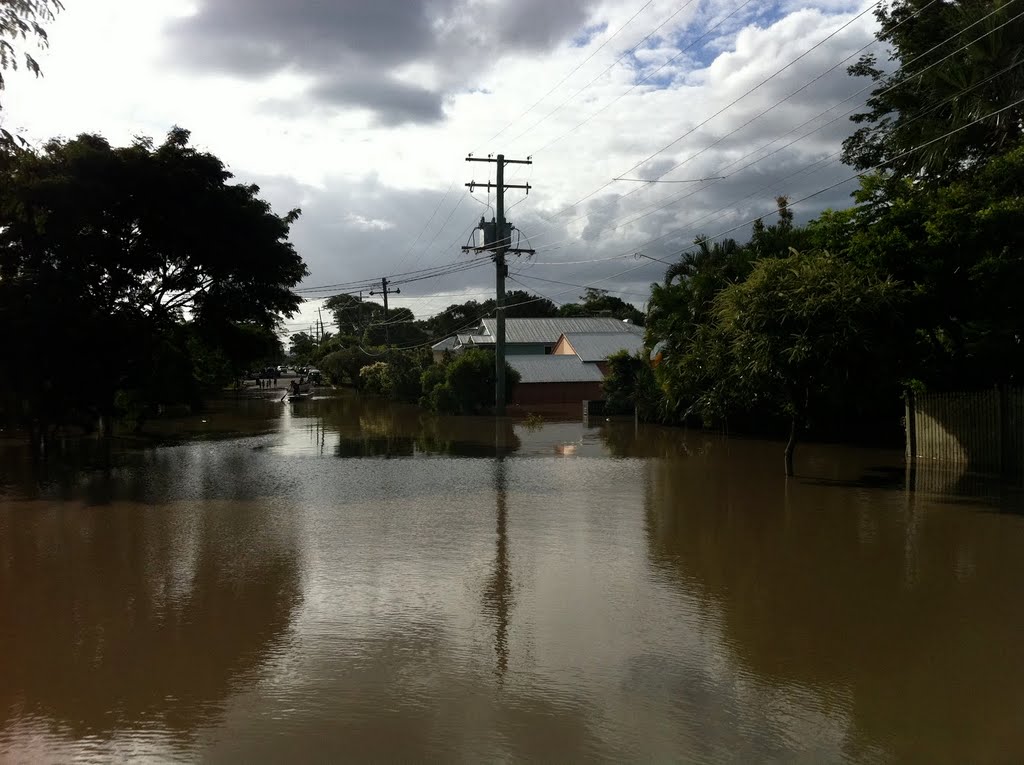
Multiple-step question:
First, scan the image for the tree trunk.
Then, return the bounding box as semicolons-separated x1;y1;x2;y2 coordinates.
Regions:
784;414;797;477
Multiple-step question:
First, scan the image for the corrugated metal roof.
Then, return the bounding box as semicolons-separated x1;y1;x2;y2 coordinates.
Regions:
431;336;458;351
561;332;645;362
455;333;493;347
480;317;641;344
508;356;605;384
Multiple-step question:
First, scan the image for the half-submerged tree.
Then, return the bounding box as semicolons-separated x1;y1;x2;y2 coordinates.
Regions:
714;250;901;476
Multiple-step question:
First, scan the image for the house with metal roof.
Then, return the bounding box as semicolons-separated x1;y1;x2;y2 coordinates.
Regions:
455;317;641;355
552;331;646;373
507;355;605;407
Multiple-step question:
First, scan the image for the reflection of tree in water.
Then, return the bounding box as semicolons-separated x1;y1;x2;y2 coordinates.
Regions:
599;421;698;459
644;450;1024;763
0;499;302;743
328;400;520;458
482;459;513;678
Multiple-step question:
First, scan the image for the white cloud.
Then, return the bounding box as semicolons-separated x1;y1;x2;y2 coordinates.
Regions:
2;0;883;319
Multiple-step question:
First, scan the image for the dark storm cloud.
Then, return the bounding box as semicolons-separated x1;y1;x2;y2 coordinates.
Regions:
166;0;593;124
312;76;445;126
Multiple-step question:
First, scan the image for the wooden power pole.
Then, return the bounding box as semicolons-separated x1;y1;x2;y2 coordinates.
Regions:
370;276;401;345
463;154;535;415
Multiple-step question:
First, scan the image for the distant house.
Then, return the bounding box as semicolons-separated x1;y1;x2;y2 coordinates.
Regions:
431;336;458;363
454;317;641;355
552;331;646;375
507;355;605;407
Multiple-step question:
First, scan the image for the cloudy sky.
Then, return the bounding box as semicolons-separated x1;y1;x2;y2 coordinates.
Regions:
2;0;883;333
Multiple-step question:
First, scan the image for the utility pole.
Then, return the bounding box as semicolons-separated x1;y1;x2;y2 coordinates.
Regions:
369;276;401;345
317;306;324;344
463;154;535;415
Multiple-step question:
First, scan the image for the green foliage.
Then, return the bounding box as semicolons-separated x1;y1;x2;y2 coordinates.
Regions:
325;293;383;336
362;307;428;348
320;346;372;388
714;250;903;418
354;349;430;402
0;0;61;128
603;351;659;420
359;362;391;396
842;0;1024;181
0;128;306;430
420;349;520;415
289;332;317;365
419;289;558;339
558;287;644;325
523;413;545;430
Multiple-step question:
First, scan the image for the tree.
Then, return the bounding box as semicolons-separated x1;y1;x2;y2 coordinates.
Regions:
602;350;659;420
289;332;316;364
0;127;307;431
362;307;427;348
714;250;902;476
325;293;383;336
842;0;1024;182
558;288;644;325
419;289;558;340
833;147;1024;388
1;0;61;130
420;349;520;415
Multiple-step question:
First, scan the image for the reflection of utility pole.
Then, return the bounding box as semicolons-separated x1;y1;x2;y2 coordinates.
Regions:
370;277;400;345
463;154;535;415
483;458;512;679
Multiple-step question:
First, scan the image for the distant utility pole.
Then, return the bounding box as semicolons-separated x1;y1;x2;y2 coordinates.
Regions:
463;153;535;416
370;276;401;344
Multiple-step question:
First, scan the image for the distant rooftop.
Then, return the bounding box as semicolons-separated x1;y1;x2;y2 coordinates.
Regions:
479;317;641;345
431;336;458;352
560;332;645;362
508;355;606;384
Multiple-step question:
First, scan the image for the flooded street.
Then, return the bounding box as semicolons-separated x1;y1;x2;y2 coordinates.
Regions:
2;393;1024;763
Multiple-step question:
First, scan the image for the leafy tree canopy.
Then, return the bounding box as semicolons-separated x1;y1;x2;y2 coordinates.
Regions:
558;287;644;325
1;0;61;131
0;127;307;430
842;0;1024;181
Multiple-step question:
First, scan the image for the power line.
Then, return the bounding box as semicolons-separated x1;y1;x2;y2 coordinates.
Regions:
505;0;703;149
692;93;1024;245
510;272;653;298
516;2;1023;257
530;0;758;157
546;1;881;220
478;0;657;151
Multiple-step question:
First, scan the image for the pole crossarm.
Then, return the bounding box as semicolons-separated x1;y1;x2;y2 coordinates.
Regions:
466;181;531;192
466;156;533;165
461;246;536;256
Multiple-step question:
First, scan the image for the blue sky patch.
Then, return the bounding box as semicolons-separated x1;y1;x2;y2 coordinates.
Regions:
572;22;608;48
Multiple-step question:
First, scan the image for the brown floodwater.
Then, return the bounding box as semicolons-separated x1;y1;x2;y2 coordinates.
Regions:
2;392;1024;763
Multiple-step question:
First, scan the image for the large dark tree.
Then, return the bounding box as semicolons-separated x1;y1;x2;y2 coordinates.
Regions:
0;127;307;431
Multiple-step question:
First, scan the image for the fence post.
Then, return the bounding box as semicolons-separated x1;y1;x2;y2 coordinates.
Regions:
905;390;917;463
999;384;1009;476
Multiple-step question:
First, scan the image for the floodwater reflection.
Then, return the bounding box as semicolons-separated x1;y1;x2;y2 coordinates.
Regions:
2;393;1023;762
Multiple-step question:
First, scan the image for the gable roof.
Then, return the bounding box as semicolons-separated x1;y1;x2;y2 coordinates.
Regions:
560;332;646;362
431;336;458;352
479;317;641;345
508;355;605;384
